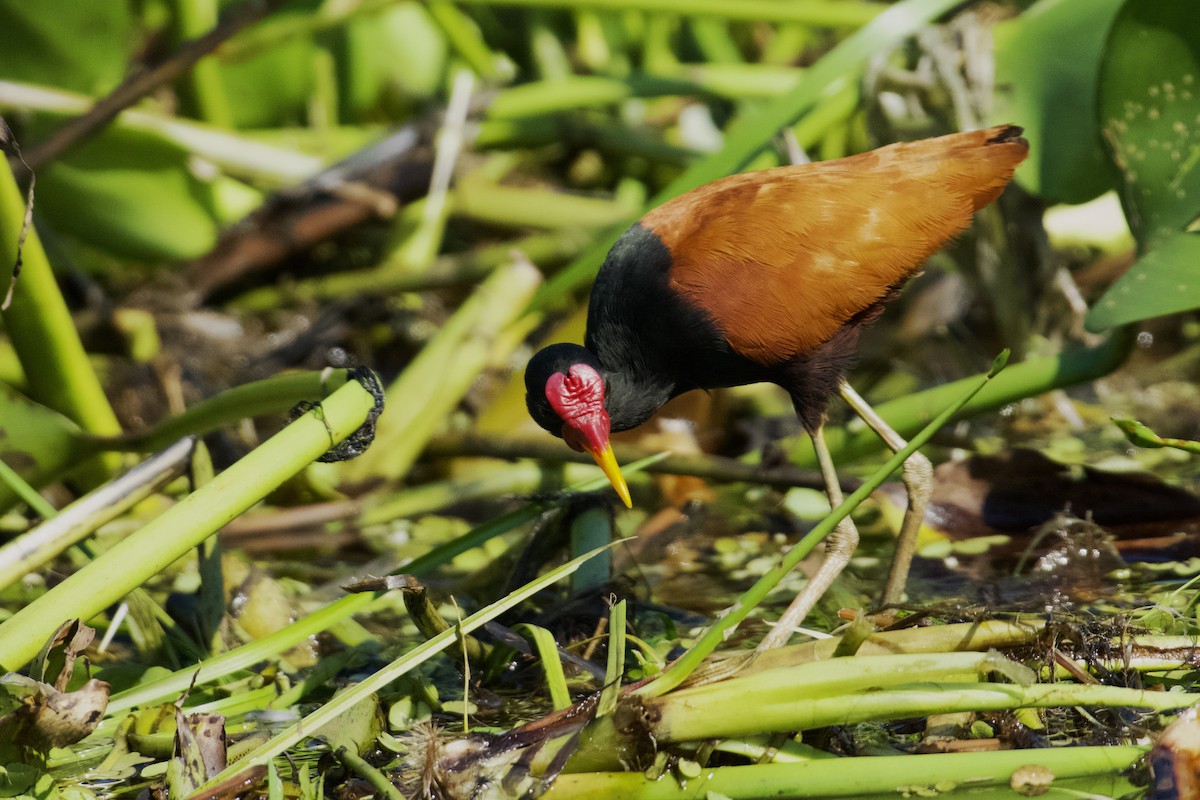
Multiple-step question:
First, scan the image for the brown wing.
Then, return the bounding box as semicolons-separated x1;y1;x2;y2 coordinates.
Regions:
642;125;1028;365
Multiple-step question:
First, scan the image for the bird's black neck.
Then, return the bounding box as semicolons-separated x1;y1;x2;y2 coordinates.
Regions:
598;363;676;433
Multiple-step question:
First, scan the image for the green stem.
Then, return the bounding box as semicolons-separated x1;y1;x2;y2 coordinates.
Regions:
427;0;507;81
451;181;638;229
544;746;1145;799
654;682;1197;741
335;747;405;800
0;158;123;478
570;506;614;594
0;438;195;591
91;370;349;453
0;450;56;518
0;378;379;671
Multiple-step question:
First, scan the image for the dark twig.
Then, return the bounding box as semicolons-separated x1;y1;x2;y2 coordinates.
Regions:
425;432;857;494
21;0;287;171
0;118;34;310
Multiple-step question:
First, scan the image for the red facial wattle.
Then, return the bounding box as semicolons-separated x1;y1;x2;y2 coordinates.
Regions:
545;364;632;508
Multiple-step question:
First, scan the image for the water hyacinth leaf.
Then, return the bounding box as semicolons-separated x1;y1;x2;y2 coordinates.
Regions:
992;0;1124;205
1086;231;1200;330
316;691;382;755
1096;0;1200;251
0;382;93;511
34;124;223;261
342;2;448;116
0;0;132;96
210;17;317;129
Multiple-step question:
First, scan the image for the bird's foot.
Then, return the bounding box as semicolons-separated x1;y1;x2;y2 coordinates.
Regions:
756;516;858;651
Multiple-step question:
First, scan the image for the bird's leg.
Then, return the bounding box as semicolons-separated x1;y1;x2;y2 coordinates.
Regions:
838;380;933;606
756;422;859;651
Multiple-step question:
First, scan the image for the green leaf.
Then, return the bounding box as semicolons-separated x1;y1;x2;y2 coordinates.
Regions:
214;21;316;129
513;625;571;711
1086;231;1200;329
35;125;221;261
992;0;1124;204
316;692;381;756
0;0;133;95
342;2;448;116
1097;0;1200;251
0;383;91;512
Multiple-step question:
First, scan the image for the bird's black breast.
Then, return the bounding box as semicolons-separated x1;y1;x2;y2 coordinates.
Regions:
585;222;773;394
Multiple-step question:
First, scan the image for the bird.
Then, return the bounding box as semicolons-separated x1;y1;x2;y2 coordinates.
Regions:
525;125;1029;646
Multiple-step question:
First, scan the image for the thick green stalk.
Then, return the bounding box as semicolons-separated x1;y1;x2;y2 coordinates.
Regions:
93;370;349;453
653;682;1197;741
0;378;379;671
544;746;1145;799
0;159;123;476
569;674;1191;774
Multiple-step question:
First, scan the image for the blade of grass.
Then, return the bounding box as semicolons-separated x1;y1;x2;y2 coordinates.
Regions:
0;450;56;518
790;333;1132;467
514;624;573;711
0;80;323;184
597;600;627;717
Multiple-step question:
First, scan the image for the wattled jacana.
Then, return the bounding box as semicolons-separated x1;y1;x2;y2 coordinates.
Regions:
525;125;1029;646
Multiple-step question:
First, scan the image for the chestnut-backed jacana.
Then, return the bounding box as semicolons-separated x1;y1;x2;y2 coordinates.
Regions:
525;125;1029;646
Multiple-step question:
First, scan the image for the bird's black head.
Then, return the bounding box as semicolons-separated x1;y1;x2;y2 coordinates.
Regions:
524;343;631;507
524;343;602;436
